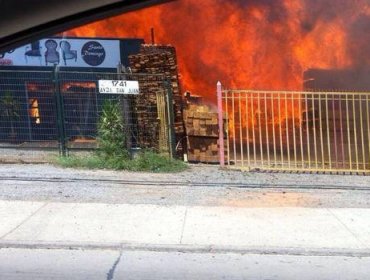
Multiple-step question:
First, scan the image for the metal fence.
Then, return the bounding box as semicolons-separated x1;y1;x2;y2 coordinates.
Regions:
0;68;175;160
218;86;370;174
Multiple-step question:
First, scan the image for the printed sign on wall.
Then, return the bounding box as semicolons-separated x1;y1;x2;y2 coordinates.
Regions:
0;38;121;68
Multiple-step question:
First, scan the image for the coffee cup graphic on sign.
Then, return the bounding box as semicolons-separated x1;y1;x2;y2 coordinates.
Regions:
81;41;106;66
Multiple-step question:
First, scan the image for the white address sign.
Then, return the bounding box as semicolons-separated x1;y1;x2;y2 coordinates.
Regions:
98;80;140;94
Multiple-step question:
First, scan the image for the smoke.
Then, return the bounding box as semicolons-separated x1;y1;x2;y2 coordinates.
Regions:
301;0;354;24
224;0;288;23
346;13;370;67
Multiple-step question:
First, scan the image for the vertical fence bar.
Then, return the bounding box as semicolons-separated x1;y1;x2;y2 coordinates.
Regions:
285;92;290;168
278;93;284;167
339;95;345;169
226;92;230;166
312;93;318;169
258;92;264;166
299;93;304;169
264;92;270;167
252;93;257;167
156;91;167;153
359;95;366;171
238;92;244;167
53;66;67;156
352;94;359;171
232;92;237;165
305;93;311;169
24;85;33;141
118;67;133;153
325;93;332;170
318;94;325;170
245;93;251;168
271;93;277;167
165;80;176;159
291;93;297;169
332;94;338;169
217;82;225;167
346;94;352;171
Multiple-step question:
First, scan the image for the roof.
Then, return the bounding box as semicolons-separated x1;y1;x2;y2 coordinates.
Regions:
0;0;174;53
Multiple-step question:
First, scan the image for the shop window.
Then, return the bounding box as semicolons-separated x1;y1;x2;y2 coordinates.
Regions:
62;82;96;93
29;98;41;124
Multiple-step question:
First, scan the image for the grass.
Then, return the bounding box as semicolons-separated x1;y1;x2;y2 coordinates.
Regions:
55;150;188;173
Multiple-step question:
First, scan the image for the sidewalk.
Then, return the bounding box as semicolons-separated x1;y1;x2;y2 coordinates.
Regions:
1;200;370;254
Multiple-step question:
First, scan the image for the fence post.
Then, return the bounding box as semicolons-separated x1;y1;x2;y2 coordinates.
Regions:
53;66;67;156
117;64;133;154
217;81;225;167
164;80;176;159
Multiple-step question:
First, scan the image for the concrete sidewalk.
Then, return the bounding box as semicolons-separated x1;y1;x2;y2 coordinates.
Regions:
1;200;370;254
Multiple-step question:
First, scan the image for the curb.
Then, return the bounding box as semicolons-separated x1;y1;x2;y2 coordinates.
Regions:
1;241;370;257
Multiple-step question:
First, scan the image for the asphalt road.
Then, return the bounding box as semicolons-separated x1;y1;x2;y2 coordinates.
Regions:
0;164;369;279
1;248;369;280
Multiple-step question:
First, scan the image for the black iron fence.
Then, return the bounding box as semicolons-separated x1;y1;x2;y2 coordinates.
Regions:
0;68;176;159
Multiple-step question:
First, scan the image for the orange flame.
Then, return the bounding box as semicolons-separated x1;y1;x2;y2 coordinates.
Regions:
68;0;370;101
68;0;370;138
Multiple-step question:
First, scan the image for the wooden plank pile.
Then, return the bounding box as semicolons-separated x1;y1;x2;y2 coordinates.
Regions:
128;44;185;155
185;105;219;137
184;93;223;163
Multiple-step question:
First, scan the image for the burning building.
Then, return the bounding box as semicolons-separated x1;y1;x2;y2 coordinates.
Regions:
0;37;186;159
0;37;143;144
68;0;370;97
66;0;370;171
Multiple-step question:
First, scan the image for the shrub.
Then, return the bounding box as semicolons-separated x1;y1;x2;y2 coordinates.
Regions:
55;100;188;173
97;100;129;159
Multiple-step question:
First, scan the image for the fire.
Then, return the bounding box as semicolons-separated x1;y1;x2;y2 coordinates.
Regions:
62;82;96;92
68;0;369;102
68;0;370;137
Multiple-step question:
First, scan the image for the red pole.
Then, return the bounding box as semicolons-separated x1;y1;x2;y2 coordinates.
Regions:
217;81;225;167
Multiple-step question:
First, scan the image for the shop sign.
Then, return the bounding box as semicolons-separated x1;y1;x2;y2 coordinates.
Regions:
98;80;140;94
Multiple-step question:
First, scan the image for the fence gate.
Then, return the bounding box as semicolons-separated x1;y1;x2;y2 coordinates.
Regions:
218;85;370;174
0;68;175;161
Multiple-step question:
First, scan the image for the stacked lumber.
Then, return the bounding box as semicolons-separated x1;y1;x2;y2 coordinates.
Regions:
128;44;185;155
184;93;223;163
184;104;218;137
187;137;220;163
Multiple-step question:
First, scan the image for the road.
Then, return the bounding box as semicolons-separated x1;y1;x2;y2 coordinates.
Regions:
0;164;369;279
1;248;370;280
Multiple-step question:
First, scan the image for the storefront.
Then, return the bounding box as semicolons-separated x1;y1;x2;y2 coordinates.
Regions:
0;37;144;144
